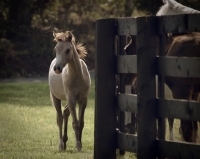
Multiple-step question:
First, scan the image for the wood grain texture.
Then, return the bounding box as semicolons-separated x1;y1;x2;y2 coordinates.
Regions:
188;14;200;32
156;56;200;78
94;18;117;159
136;16;157;159
116;130;137;153
157;14;200;34
116;55;137;73
117;94;137;113
157;14;187;34
157;139;200;159
157;98;200;121
117;18;137;35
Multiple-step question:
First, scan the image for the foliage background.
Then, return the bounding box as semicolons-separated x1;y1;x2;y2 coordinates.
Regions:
1;0;200;78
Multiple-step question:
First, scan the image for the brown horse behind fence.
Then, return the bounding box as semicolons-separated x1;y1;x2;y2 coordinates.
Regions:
163;32;200;142
125;30;200;143
124;0;200;143
157;0;200;143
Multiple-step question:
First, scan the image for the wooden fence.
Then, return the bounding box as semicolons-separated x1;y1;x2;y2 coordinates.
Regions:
94;14;200;159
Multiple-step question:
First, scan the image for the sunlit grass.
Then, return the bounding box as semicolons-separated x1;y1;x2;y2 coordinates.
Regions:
1;80;196;159
0;80;136;159
0;81;94;159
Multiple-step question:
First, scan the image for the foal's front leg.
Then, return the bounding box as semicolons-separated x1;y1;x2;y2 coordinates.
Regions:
51;93;64;150
67;96;81;151
63;105;70;150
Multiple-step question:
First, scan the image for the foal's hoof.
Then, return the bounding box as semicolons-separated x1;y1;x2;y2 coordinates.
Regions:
59;141;65;151
77;147;82;152
63;143;67;150
76;142;82;152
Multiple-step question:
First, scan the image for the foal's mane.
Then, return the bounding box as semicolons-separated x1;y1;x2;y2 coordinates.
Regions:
54;31;87;59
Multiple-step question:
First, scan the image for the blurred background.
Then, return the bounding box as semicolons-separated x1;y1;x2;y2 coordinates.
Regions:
1;0;200;78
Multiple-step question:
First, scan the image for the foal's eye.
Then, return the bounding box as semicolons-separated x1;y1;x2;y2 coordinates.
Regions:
66;49;70;54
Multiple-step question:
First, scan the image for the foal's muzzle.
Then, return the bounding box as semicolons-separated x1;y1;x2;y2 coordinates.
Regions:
54;65;62;74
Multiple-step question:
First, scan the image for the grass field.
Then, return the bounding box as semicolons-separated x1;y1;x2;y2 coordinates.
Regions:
0;80;136;159
0;79;198;159
0;80;94;159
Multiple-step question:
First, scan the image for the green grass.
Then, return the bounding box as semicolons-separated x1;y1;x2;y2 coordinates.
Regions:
0;81;94;159
2;79;194;159
1;79;199;159
0;80;136;159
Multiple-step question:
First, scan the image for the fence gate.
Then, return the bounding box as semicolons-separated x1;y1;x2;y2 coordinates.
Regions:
94;15;200;159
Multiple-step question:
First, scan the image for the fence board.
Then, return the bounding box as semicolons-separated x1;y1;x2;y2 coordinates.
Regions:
157;139;200;159
118;35;127;155
157;14;187;34
117;94;137;113
156;56;200;78
116;55;137;73
187;14;200;32
157;35;166;142
117;18;137;35
157;14;200;34
94;18;117;159
136;16;157;159
157;98;200;121
117;130;137;153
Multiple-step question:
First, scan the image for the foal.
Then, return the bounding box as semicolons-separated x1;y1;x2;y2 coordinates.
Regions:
49;31;91;151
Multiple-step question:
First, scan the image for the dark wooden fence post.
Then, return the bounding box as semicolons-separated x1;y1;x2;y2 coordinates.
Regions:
136;16;157;159
118;35;126;155
94;19;117;159
157;35;166;141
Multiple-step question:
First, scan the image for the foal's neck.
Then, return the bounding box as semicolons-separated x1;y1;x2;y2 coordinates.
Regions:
68;49;83;78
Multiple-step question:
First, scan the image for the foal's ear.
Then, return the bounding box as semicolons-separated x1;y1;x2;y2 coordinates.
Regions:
53;31;56;37
68;31;73;42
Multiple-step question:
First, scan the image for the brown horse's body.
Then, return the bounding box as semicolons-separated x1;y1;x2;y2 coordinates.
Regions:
164;32;200;142
153;0;200;143
125;31;200;142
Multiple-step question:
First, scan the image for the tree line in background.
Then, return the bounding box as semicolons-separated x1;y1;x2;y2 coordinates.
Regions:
0;0;200;78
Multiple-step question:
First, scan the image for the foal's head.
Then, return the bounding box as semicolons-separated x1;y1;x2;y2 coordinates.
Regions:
53;31;74;74
53;31;87;74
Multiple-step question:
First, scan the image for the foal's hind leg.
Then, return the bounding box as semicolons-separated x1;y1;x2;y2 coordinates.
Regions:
63;105;70;150
50;93;64;150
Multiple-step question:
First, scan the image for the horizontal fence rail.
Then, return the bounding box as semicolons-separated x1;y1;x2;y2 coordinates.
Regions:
157;139;200;159
157;14;200;34
116;130;137;153
117;18;137;35
117;94;137;113
116;55;137;73
157;98;200;121
117;14;200;36
156;56;200;78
